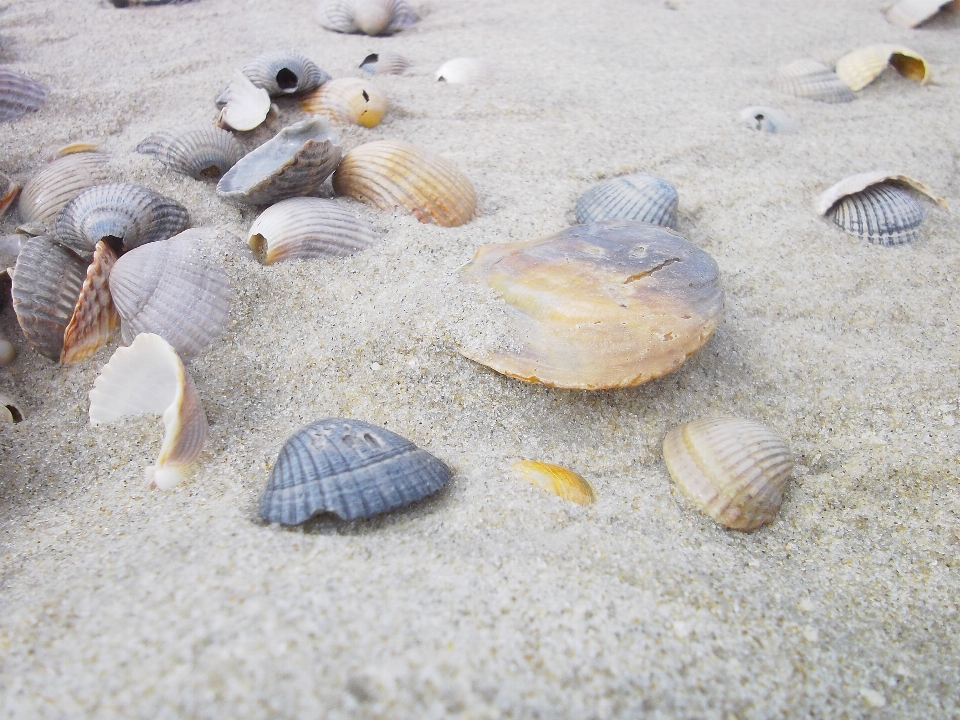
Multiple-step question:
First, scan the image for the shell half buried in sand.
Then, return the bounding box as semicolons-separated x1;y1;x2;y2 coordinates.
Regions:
89;333;209;489
773;59;855;103
662;416;794;531
359;51;411;75
300;77;387;127
574;173;679;228
886;0;958;27
332;139;476;226
137;125;245;180
459;220;724;390
316;0;417;35
739;106;800;134
18;151;112;225
241;50;331;96
215;71;271;132
0;68;48;122
512;460;596;505
835;45;930;92
435;57;493;84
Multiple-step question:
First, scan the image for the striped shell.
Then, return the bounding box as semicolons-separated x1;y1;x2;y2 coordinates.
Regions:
739;106;800;134
61;241;120;363
55;183;190;260
217;118;342;205
332;140;476;227
89;333;209;489
248;197;378;264
773;59;855;103
300;77;387;128
215;71;271;132
316;0;417;35
662;417;794;531
359;51;411;75
886;0;957;27
18;152;112;225
137;125;245;180
260;418;451;524
109;229;233;358
574;174;679;228
0;68;48;122
512;461;596;506
460;220;724;390
242;50;331;96
835;45;930;92
0;171;19;220
435;57;493;84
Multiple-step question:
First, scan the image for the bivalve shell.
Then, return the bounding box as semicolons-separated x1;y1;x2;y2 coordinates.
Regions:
300;77;387;127
215;71;272;132
316;0;417;35
0;393;24;422
0;171;19;220
260;417;451;524
332;140;476;227
18;152;112;225
739;106;800;134
662;417;794;531
242;50;331;96
512;461;596;506
773;59;855;103
886;0;957;27
0;68;48;122
435;57;493;84
835;45;930;92
459;220;724;390
359;51;411;75
61;240;120;363
137;125;245;180
574;173;679;228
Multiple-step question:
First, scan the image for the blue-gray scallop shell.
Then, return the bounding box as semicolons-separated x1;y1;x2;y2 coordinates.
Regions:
261;418;451;524
831;184;924;246
574;174;679;229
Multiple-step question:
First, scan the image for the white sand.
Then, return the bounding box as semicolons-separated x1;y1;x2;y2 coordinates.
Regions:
2;0;959;716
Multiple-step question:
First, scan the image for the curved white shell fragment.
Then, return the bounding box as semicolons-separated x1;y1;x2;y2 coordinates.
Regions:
18;152;112;225
773;59;855;103
835;45;930;92
242;50;331;96
574;174;679;228
216;71;271;132
137;125;245;180
316;0;417;35
248;197;378;264
815;171;948;216
359;51;411;75
739;106;800;134
89;333;209;489
0;68;48;122
435;57;493;84
886;0;957;27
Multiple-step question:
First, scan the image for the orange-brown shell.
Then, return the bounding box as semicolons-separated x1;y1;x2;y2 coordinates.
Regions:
301;77;387;127
61;240;120;363
513;460;596;505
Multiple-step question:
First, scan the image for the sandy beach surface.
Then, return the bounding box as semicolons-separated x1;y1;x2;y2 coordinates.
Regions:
2;0;959;717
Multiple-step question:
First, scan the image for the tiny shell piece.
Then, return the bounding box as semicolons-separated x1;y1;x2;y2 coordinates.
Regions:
217;118;342;205
137;125;245;180
662;417;794;531
260;418;451;524
0;337;13;366
835;45;930;92
435;57;493;84
574;174;679;228
359;51;411;75
739;106;800;134
89;332;209;489
242;50;331;96
886;0;957;27
332;140;476;227
300;77;388;128
316;0;417;35
18;152;112;225
248;197;378;264
773;59;855;103
512;461;596;505
0;68;48;122
0;171;19;220
61;241;120;363
216;71;272;132
0;393;24;422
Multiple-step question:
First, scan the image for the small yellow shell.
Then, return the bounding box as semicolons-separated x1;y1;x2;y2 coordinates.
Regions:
301;77;387;127
835;45;930;92
512;461;596;505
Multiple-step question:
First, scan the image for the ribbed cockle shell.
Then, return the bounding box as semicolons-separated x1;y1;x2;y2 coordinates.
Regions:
835;45;930;92
359;51;411;75
300;77;387;128
18;151;112;225
574;174;679;228
242;50;331;96
316;0;417;35
513;461;596;505
773;59;855;103
137;125;245;180
0;68;48;122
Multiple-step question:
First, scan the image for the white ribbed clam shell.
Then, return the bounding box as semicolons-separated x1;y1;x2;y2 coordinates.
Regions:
0;68;48;122
773;59;855;103
316;0;417;35
359;51;411;75
137;125;245;180
242;50;331;96
18;152;112;225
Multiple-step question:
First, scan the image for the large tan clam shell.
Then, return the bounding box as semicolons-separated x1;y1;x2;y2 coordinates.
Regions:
835;45;930;92
18;151;112;225
316;0;417;35
0;68;48;122
886;0;958;27
459;220;724;390
300;77;387;128
89;332;209;489
248;197;378;264
137;125;245;180
61;241;120;364
773;59;855;103
662;417;794;531
242;50;331;96
108;229;233;358
215;71;271;132
814;171;948;216
332;140;476;227
0;171;19;220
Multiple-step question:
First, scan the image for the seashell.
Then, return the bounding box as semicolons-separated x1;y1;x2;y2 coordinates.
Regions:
300;77;387;128
0;234;22;270
260;417;451;524
217;117;342;205
61;241;120;363
89;332;209;489
0;393;24;422
0;68;48;122
739;106;800;134
108;228;233;358
459;219;724;390
248;197;378;264
18;151;112;226
55;182;190;260
0;171;19;220
241;50;331;96
0;335;15;367
662;416;794;531
773;59;855;103
435;57;493;84
49;142;101;160
332;140;476;227
574;173;679;228
137;125;244;180
512;460;596;505
815;171;948;245
215;71;271;132
359;51;411;75
886;0;957;27
109;0;194;5
316;0;417;35
835;45;930;92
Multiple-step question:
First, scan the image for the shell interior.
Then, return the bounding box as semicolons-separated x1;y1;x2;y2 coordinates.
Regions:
216;71;271;132
835;45;930;92
512;460;596;505
574;173;679;228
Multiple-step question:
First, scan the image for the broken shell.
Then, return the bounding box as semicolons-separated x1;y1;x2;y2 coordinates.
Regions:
89;332;209;489
773;59;855;103
435;57;493;84
109;229;233;358
18;151;112;225
662;416;794;531
0;393;24;422
61;241;120;363
248;197;378;264
55;182;190;260
0;335;16;366
0;234;21;271
0;171;19;220
215;71;271;132
242;50;331;96
260;418;451;524
835;45;930;92
359;51;411;75
574;173;679;228
217;117;342;205
886;0;957;27
316;0;417;35
739;106;800;134
300;77;387;128
0;68;48;122
512;460;596;505
49;142;101;160
332;140;476;227
459;220;724;390
137;125;245;180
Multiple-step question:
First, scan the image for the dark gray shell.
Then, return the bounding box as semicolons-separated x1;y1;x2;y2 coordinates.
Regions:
773;59;855;103
574;174;679;228
359;51;411;75
55;183;190;261
18;152;112;225
0;68;48;122
241;50;331;96
261;418;451;524
830;184;924;246
316;0;417;35
137;125;244;180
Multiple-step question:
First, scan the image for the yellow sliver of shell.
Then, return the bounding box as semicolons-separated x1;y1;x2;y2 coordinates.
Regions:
512;460;596;505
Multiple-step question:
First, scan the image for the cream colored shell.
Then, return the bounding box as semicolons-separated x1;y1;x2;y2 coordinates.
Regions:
300;77;387;127
435;57;493;84
886;0;957;27
512;461;596;505
835;45;930;92
18;151;112;225
216;71;271;132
